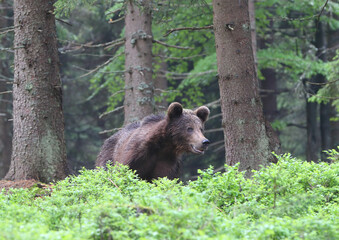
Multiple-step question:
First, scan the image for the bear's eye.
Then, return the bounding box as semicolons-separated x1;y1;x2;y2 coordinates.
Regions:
187;127;194;133
200;128;203;132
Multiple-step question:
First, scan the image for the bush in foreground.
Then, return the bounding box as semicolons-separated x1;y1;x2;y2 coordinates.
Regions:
0;151;338;239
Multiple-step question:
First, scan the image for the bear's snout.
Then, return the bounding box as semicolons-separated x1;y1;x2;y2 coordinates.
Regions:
202;139;210;147
191;138;210;155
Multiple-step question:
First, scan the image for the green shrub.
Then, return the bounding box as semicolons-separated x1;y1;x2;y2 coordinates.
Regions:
0;152;338;239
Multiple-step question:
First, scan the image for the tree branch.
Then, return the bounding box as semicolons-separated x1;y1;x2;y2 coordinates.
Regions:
152;39;193;50
0;91;12;95
108;16;125;24
59;39;125;54
205;128;223;134
155;54;207;61
99;128;122;135
77;52;124;79
159;70;217;80
317;0;329;23
99;105;124;119
163;25;213;37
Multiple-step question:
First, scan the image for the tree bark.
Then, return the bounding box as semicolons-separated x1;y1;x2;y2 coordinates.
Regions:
305;20;330;162
258;20;279;123
5;0;68;182
0;2;13;179
306;99;319;162
213;0;277;176
124;0;154;125
315;21;331;161
248;0;257;74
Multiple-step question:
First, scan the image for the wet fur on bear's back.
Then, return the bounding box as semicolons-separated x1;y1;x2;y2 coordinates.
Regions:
96;102;210;181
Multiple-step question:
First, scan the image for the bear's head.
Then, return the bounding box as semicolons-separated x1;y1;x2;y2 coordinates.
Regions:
166;102;210;155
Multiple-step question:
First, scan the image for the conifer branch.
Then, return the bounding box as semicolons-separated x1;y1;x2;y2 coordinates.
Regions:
77;52;124;79
152;39;193;50
155;54;207;60
99;105;124;119
163;25;213;37
108;16;125;24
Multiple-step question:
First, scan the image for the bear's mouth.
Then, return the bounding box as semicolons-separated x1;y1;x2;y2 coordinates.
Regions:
191;145;205;155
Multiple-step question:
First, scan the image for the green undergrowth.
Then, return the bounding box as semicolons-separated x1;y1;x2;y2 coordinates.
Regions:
0;151;338;240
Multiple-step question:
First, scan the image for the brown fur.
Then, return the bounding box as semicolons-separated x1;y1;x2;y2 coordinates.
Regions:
96;102;210;181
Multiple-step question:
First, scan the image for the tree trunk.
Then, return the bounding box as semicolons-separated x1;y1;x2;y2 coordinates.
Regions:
248;0;257;74
258;21;279;123
213;0;277;176
5;0;68;182
0;2;13;179
330;106;339;149
261;69;278;122
124;0;154;125
315;21;331;161
306;100;319;162
305;20;330;162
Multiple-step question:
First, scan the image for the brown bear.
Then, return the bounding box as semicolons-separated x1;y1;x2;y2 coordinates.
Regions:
96;102;210;181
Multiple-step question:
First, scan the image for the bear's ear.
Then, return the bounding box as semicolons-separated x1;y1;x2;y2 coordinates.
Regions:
195;106;210;123
167;102;183;120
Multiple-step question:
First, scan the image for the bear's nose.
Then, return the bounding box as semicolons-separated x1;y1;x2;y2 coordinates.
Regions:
202;139;210;146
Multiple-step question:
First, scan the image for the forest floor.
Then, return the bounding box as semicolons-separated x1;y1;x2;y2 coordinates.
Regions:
0;179;41;191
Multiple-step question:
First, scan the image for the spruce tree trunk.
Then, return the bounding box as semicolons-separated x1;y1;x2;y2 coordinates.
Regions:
213;0;277;175
5;0;68;182
315;21;331;161
306;100;319;161
258;21;279;123
124;0;154;125
0;2;12;179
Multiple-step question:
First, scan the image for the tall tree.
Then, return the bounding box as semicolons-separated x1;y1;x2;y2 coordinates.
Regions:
213;0;278;175
0;1;13;178
315;21;331;161
123;0;154;124
5;0;68;182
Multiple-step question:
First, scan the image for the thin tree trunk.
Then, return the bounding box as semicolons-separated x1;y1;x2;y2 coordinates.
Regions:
258;20;279;123
124;0;154;125
330;106;339;149
305;20;330;162
5;0;68;182
213;0;277;176
0;2;12;179
315;21;331;161
261;69;278;122
306;100;319;162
